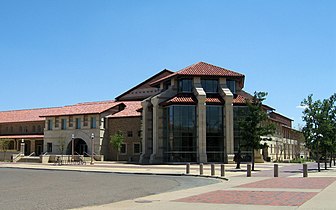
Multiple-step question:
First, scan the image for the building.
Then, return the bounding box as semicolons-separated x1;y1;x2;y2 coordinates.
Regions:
0;62;305;163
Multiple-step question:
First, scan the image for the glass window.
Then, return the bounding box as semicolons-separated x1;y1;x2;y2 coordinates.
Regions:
55;117;59;128
226;80;236;94
47;120;53;130
120;143;127;154
163;81;171;90
37;125;42;132
127;131;133;137
47;143;52;153
90;117;96;129
178;79;193;93
201;79;218;93
133;143;141;154
163;105;197;162
84;115;88;127
206;106;224;162
69;116;73;127
61;119;67;130
76;118;81;129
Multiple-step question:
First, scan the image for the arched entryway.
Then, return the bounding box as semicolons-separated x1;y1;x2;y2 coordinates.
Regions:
66;138;88;155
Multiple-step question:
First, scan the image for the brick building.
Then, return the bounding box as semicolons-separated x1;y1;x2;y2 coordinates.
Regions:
0;62;306;163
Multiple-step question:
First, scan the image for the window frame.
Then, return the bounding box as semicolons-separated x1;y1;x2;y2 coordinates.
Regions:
120;143;127;155
133;143;141;155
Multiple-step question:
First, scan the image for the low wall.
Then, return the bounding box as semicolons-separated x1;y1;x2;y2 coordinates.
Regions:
0;151;19;161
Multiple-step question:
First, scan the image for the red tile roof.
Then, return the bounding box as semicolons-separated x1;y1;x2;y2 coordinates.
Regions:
40;100;121;117
205;95;225;105
107;101;142;118
233;94;249;105
0;135;44;139
0;100;121;123
0;107;61;123
151;62;244;86
160;94;197;106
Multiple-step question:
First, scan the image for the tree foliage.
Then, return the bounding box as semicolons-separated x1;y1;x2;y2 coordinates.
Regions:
0;139;10;161
110;131;124;161
301;93;336;171
240;92;275;170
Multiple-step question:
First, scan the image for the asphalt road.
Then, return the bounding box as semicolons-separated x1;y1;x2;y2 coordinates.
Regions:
0;168;219;210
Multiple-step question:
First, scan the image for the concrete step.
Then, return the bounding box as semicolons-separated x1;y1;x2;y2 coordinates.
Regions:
17;157;40;163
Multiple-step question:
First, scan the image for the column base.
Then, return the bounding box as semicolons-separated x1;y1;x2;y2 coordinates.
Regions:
149;153;163;164
227;154;235;164
139;153;149;164
198;153;207;163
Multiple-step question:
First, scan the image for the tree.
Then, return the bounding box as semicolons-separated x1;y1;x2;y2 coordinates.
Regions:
240;92;275;171
58;139;66;155
110;131;124;161
301;94;336;171
0;139;10;161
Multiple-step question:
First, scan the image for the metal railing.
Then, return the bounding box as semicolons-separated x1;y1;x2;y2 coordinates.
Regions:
12;153;22;162
28;152;35;157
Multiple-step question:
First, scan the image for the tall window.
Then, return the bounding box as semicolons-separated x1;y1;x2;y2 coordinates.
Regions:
178;79;193;93
206;106;224;162
76;118;81;129
163;105;197;162
201;79;218;93
120;143;127;154
37;125;42;132
133;143;141;154
47;143;52;153
61;119;67;130
32;126;36;133
55;117;59;128
90;117;96;129
226;80;236;94
83;115;88;127
69;116;73;127
47;120;53;130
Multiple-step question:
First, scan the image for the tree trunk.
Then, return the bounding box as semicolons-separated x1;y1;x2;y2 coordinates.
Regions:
329;152;332;168
317;151;321;172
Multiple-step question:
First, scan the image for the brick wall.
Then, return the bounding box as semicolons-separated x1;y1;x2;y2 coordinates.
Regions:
105;117;142;161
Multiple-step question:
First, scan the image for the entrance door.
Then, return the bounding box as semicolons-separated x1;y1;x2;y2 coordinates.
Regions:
24;141;31;156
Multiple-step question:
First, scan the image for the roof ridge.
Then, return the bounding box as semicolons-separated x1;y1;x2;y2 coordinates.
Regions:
0;106;61;113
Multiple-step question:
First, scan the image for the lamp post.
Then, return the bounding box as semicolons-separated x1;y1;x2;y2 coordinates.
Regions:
20;139;25;156
71;134;74;162
91;133;94;165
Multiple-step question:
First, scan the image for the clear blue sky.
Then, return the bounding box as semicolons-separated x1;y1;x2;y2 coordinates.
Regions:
0;0;335;128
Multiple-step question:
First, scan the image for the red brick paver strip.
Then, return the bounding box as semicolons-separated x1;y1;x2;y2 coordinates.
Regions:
235;177;336;189
174;190;317;206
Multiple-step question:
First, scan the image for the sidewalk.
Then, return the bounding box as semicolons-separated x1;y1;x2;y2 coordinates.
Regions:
1;161;336;210
71;163;336;210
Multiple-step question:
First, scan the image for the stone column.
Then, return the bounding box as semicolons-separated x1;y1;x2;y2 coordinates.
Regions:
149;97;163;163
219;81;234;163
139;100;152;164
193;77;207;163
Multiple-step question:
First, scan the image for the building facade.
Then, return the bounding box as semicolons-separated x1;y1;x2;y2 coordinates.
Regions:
0;62;306;163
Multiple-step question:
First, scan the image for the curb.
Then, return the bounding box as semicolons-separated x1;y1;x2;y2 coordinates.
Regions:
1;166;229;181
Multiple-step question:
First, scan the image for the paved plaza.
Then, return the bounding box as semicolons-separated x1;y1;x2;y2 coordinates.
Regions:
1;162;336;209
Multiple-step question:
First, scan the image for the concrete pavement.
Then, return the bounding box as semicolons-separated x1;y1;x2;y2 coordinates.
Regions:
1;161;336;209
